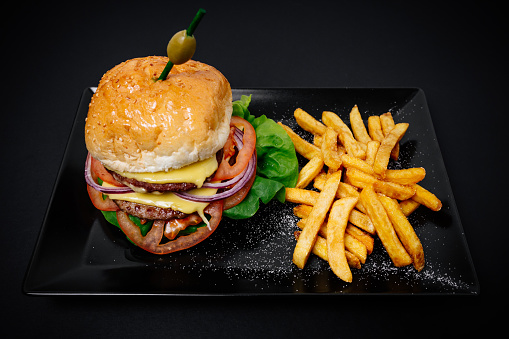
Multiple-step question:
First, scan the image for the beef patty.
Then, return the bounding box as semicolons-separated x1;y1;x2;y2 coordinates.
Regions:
114;200;187;220
110;171;197;193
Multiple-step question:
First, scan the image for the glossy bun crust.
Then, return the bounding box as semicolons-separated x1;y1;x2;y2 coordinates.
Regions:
85;56;232;173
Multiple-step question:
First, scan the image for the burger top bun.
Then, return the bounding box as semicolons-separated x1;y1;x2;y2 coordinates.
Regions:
85;56;232;173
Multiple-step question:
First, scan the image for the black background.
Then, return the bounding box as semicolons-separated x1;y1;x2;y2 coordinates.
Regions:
3;0;506;337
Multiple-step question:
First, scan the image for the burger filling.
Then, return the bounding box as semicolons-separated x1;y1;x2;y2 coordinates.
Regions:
101;180;217;228
107;152;222;193
106;155;219;192
114;200;187;220
110;173;199;193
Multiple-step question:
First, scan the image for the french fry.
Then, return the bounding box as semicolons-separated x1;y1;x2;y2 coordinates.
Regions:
378;195;425;271
367;116;385;142
293;171;342;269
295;156;324;189
295;231;328;258
341;154;375;176
285;188;319;205
399;199;421;216
349;209;376;234
327;197;361;282
321;127;342;171
313;134;323;147
296;218;328;239
411;184;442;211
322;111;366;159
345;167;416;201
384;168;426;185
278;122;321;160
312;171;328;189
314;177;367;214
344;167;378;187
342;134;367;160
322;110;353;139
350;105;372;144
380;112;400;160
344;234;367;264
293;204;313;219
312;173;327;190
345;224;374;254
294;108;327;135
373;181;416;201
365;140;380;166
359;185;412;267
346;250;362;269
297;217;367;264
294;231;361;269
337;181;360;197
373;123;409;178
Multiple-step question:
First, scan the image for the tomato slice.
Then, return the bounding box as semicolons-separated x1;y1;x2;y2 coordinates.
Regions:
86;184;120;211
90;156;124;187
223;152;257;210
222;127;237;159
117;200;223;255
212;116;256;181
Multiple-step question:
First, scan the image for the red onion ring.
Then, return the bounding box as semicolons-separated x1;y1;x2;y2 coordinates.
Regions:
84;153;135;194
201;167;245;189
173;152;256;203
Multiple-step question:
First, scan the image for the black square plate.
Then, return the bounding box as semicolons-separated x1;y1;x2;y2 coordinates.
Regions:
23;88;479;295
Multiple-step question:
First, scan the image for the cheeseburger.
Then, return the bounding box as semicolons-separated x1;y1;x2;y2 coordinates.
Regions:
84;56;257;254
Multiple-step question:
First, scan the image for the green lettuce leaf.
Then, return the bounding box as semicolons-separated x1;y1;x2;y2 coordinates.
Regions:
223;95;299;219
101;210;120;228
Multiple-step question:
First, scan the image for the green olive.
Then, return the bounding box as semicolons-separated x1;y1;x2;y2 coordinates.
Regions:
167;30;196;65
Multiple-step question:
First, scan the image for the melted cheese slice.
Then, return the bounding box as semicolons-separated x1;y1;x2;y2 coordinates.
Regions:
104;182;217;214
112;156;218;187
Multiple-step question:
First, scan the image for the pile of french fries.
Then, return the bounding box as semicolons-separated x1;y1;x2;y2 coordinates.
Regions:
278;106;442;283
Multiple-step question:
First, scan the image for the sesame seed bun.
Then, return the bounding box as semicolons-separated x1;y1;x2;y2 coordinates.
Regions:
85;56;232;173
